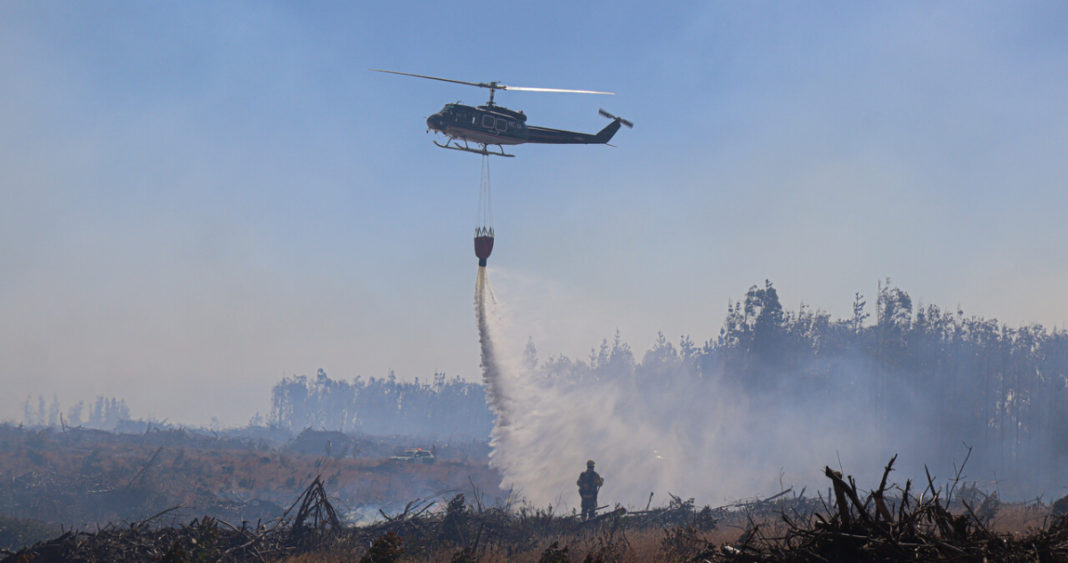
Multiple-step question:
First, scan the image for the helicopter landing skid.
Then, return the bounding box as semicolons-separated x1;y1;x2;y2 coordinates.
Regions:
433;140;514;158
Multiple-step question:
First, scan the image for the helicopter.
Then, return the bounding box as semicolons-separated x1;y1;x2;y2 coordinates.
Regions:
371;69;632;157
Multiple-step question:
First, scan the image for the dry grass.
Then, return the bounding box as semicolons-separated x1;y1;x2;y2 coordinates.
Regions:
273;510;767;562
988;501;1054;535
272;499;1068;563
0;425;501;528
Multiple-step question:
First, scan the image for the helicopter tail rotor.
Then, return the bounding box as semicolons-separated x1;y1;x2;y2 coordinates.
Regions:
593;110;633;144
599;109;633;128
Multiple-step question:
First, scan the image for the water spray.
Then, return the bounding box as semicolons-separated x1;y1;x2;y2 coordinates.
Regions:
474;153;505;427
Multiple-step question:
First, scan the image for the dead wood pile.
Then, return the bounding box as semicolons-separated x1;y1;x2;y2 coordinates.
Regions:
0;476;345;563
7;459;1068;562
704;455;1068;562
0;475;753;561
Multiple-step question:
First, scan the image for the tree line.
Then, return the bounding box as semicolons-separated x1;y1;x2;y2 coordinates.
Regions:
705;280;1067;478
269;369;493;439
24;279;1062;492
586;279;1066;494
270;280;1068;491
21;396;130;430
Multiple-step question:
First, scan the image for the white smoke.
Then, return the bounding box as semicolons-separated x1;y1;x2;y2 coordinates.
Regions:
476;269;979;510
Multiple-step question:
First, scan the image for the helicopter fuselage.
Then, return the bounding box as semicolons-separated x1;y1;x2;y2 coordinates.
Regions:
427;103;528;145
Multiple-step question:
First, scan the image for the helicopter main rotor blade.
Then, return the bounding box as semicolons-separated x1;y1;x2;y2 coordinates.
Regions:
369;69;489;89
502;85;614;95
371;69;614;95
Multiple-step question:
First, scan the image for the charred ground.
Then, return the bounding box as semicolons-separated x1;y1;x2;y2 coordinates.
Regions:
0;423;497;550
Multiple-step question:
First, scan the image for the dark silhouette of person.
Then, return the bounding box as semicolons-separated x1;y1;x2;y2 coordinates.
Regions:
577;459;604;520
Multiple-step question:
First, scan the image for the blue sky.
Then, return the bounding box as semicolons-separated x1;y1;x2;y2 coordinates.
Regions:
2;2;1066;426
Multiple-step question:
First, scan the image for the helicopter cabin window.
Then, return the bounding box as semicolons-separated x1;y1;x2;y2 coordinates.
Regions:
481;115;494;128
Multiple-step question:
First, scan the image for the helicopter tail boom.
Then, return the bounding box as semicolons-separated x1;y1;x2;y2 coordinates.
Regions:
594;119;623;144
522;110;634;145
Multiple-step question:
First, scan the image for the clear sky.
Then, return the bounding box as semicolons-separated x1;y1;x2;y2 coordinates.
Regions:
2;2;1066;427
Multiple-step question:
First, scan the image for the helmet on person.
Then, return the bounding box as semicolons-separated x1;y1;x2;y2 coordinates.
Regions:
587;459;595;468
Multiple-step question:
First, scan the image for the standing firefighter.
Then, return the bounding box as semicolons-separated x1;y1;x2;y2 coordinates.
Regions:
577;459;604;520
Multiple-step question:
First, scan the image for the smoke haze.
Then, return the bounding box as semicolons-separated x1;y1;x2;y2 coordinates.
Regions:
477;270;1062;510
3;4;1067;431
